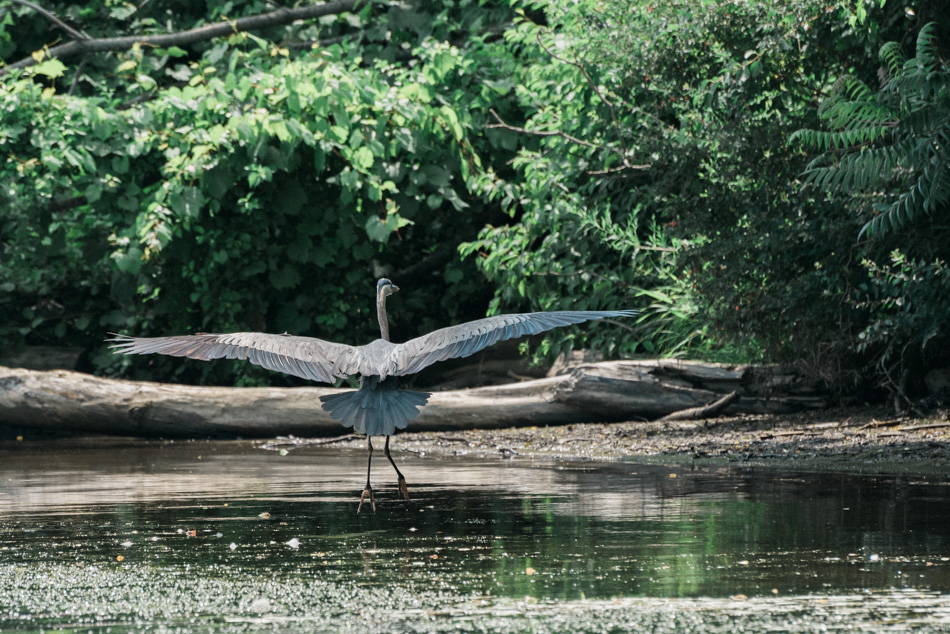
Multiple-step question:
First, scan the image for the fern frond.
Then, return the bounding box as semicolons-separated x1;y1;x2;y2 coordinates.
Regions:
862;156;949;237
796;21;949;239
915;22;940;74
879;41;905;79
842;102;896;130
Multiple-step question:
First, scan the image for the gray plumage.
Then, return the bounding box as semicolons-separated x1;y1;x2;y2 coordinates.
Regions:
319;376;430;436
108;311;635;384
108;279;637;436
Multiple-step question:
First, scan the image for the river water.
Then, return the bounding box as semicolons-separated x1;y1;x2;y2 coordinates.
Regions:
1;437;949;632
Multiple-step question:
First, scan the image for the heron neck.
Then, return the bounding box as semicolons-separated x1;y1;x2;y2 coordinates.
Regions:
377;295;390;342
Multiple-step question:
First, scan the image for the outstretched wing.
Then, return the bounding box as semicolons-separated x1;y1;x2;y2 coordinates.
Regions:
108;332;367;383
389;309;638;376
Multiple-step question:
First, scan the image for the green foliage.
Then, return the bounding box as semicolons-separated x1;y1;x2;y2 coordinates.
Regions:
857;249;950;361
792;22;950;397
786;20;950;396
0;0;507;384
462;0;865;365
3;0;948;399
792;22;950;237
459;0;948;395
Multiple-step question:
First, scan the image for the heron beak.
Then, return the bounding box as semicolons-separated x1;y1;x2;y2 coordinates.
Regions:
391;284;399;293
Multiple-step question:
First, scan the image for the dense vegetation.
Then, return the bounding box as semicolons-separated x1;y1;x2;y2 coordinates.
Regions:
1;0;947;403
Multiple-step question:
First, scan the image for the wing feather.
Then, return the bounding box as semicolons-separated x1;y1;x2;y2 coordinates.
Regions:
108;309;636;382
389;309;637;376
107;332;366;384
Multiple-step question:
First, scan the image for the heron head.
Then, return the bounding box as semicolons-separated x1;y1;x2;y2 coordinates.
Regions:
377;278;399;299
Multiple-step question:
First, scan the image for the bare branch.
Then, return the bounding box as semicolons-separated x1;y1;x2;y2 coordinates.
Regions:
534;32;628;149
657;391;739;422
532;30;655;174
67;53;88;96
5;0;88;40
587;162;651;175
488;108;600;149
2;0;364;74
488;109;649;175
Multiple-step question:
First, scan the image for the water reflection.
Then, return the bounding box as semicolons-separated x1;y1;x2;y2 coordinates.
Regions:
1;437;950;604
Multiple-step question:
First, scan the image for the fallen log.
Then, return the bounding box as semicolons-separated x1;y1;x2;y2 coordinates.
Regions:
0;360;826;438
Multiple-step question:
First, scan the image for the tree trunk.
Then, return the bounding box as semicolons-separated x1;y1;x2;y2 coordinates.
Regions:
0;360;825;438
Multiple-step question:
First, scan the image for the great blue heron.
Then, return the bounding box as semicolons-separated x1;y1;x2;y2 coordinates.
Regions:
109;278;636;510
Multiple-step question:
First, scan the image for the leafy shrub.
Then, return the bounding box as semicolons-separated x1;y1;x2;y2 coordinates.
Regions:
793;22;950;238
791;20;950;398
1;1;505;384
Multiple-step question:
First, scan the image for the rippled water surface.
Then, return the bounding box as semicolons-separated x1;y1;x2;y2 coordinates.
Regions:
2;437;950;632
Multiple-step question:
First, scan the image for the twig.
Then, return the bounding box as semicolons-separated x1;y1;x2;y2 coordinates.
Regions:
488;108;599;148
437;435;470;444
67;53;88;96
506;369;538;382
259;433;359;450
487;107;649;174
6;0;88;41
588;162;651;175
534;30;647;173
857;418;904;431
300;434;360;445
761;430;806;438
657;391;739;422
879;352;927;418
900;422;950;432
3;0;364;74
534;31;619;121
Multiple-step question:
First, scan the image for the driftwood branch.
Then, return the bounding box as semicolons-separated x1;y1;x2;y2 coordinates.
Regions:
0;361;825;438
3;0;363;74
656;390;739;422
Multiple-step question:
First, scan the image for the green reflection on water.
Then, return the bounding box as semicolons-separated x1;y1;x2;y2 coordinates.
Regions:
2;439;950;631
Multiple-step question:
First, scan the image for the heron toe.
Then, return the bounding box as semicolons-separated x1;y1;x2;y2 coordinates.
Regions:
397;475;410;502
358;487;376;513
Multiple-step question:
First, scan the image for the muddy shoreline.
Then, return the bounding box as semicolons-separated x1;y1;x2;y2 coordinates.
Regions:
261;406;950;472
6;403;950;472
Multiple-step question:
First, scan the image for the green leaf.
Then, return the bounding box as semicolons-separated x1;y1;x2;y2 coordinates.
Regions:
364;208;413;243
160;46;188;58
269;264;301;290
365;215;391;242
112;156;130;175
330;126;349;143
113;247;143;274
31;59;67;78
168;187;205;219
351;146;374;170
340;169;359;189
439;106;464;141
85;183;103;203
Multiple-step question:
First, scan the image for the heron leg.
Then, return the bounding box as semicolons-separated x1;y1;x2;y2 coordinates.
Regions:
384;435;410;502
358;436;376;513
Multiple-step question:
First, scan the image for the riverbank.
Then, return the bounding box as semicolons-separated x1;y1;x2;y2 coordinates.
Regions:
262;406;950;472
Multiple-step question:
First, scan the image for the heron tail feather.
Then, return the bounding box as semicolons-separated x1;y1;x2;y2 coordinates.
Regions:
319;386;430;436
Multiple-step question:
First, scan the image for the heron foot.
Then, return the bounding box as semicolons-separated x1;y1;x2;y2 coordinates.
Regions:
397;475;410;503
358;487;376;513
